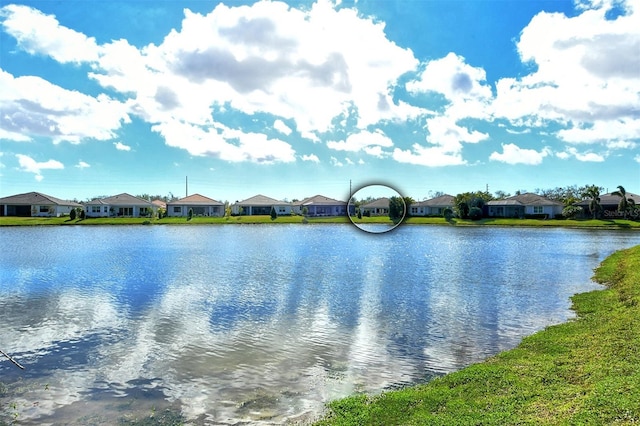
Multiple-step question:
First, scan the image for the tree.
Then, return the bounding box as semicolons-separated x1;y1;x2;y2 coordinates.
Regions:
403;197;415;217
562;205;583;219
388;196;405;222
78;209;85;220
302;206;309;217
357;209;362;219
453;191;492;219
270;206;278;220
612;185;633;219
187;208;193;221
69;208;77;221
582;185;602;219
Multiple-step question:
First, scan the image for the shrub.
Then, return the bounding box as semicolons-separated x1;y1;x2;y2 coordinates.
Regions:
562;205;583;219
443;208;453;221
270;206;278;220
187;208;193;221
79;209;85;220
70;208;77;220
469;206;483;220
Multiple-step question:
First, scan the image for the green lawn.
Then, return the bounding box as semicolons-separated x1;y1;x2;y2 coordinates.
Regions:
1;215;639;228
315;244;640;425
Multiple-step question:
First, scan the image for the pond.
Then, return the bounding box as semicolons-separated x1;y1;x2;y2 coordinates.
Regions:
1;225;639;424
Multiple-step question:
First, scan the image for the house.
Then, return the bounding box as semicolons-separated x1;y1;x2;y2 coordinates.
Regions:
360;197;390;216
85;193;156;218
292;195;350;216
166;194;224;217
575;192;640;219
151;199;167;211
486;193;563;218
0;191;82;217
409;194;455;217
231;194;292;216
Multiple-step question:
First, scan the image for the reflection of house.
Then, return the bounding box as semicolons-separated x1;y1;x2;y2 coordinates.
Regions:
231;194;291;215
293;195;349;216
487;193;563;218
361;197;390;216
410;194;455;216
0;192;81;217
85;193;155;218
575;192;640;219
166;194;224;217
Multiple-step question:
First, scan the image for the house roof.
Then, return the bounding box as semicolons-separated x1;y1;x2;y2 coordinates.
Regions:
235;194;289;206
167;193;223;206
86;193;153;206
412;194;455;207
575;192;640;207
152;200;167;208
487;193;563;207
0;191;81;207
294;194;346;206
361;197;390;208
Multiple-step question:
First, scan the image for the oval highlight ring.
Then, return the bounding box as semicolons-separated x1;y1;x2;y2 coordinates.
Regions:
348;184;406;234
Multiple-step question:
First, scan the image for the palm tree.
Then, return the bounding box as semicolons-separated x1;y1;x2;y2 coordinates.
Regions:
583;185;601;219
612;185;631;219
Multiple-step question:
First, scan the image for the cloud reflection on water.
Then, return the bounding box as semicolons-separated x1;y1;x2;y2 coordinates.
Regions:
1;225;635;424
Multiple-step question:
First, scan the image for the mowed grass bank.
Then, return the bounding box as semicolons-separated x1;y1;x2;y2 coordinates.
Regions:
315;245;640;425
1;215;639;229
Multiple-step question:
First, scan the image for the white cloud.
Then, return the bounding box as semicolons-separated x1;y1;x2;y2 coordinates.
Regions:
635;154;640;164
114;142;132;151
330;156;343;167
300;154;320;163
392;144;466;167
75;161;90;169
556;147;606;162
273;119;292;136
16;153;64;180
152;120;296;164
0;70;130;144
489;143;550;165
0;4;99;63
327;129;393;156
492;1;640;150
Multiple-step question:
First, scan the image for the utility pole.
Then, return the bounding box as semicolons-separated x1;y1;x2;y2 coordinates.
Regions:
185;176;188;197
349;179;352;197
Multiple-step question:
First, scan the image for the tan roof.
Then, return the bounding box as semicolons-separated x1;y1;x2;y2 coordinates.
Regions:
412;194;454;207
88;193;153;206
575;192;640;207
362;197;390;208
167;193;223;206
295;194;346;206
235;194;289;206
487;193;563;206
0;191;81;207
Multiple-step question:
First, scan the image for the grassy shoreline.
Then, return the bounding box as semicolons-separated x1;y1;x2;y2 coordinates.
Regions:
315;244;640;425
1;215;639;229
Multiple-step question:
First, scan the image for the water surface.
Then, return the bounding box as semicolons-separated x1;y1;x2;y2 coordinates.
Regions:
1;225;639;424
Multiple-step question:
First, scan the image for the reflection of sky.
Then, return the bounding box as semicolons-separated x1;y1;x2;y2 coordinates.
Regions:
1;226;639;424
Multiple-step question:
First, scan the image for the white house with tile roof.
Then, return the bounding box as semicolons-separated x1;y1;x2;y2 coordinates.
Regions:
166;193;225;217
84;193;156;218
292;194;350;216
0;192;82;217
231;194;291;215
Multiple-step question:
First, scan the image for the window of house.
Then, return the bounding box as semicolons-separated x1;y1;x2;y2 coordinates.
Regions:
173;206;182;213
39;206;49;212
533;206;544;214
91;206;101;213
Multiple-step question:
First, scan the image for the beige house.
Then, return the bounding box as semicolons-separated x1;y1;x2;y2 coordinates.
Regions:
232;194;291;215
0;192;81;217
166;194;224;217
292;195;349;216
410;194;455;216
85;193;156;218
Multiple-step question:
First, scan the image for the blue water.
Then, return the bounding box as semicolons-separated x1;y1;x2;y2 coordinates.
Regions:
1;224;639;424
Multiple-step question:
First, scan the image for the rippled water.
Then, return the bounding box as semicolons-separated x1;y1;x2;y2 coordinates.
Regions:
1;225;639;424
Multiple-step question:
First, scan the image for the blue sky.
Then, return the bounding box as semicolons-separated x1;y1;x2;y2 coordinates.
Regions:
0;0;638;203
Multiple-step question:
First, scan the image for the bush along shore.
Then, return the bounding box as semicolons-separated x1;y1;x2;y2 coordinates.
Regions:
0;215;639;229
315;244;640;425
